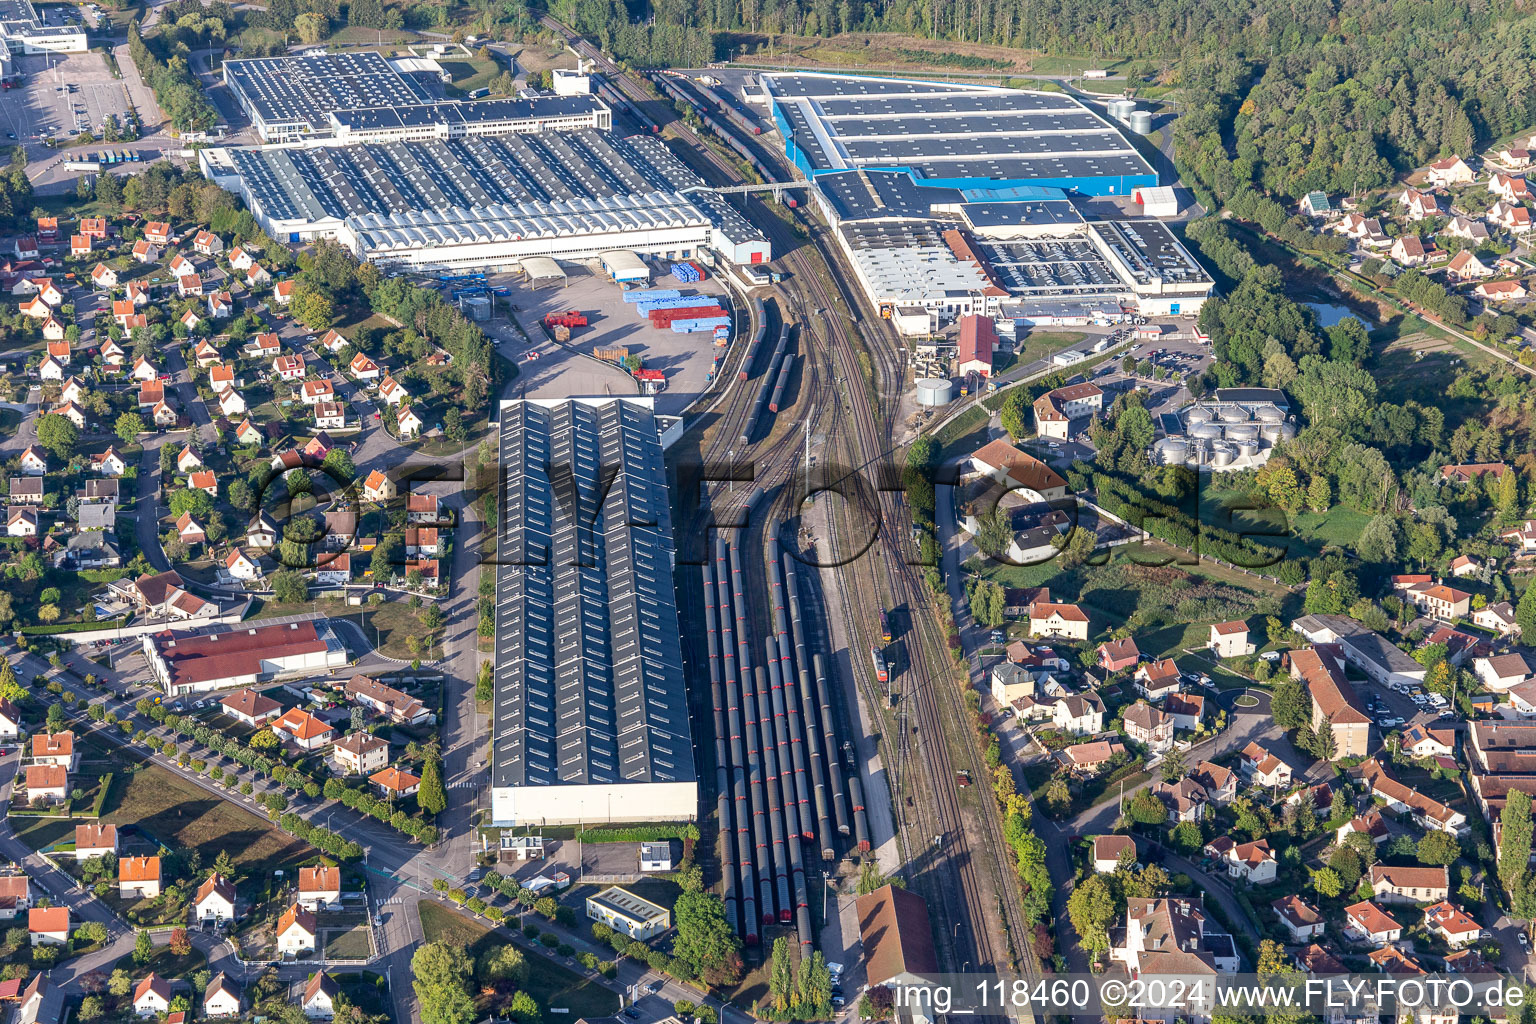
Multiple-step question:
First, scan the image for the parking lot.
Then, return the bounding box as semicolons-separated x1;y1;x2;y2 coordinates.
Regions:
3;51;138;147
486;261;733;415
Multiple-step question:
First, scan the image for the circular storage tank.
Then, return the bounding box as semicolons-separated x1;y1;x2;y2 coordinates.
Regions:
1129;110;1153;134
1255;405;1285;423
1259;423;1284;443
1217;404;1251;423
1185;404;1214;424
916;377;954;407
461;295;491;321
1159;438;1188;465
1109;98;1135;122
1236;438;1261;458
1189;422;1223;440
1279;421;1298;440
1224;423;1259;442
1210;442;1236;468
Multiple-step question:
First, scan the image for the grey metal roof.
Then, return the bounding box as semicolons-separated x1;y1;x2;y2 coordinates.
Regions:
224;52;430;132
492;399;695;792
329;96;606;132
962;200;1083;229
1092;220;1213;287
765;72;1155;185
814;168;963;223
974;238;1122;294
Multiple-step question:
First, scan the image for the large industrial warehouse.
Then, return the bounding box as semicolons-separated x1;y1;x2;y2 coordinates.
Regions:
199;118;770;270
811;168;1212;324
490;398;698;827
761;72;1157;195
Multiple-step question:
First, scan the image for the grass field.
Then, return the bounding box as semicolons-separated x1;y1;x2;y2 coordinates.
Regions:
9;816;78;853
1200;487;1369;561
993;331;1085;375
323;924;374;960
0;408;20;440
933;406;990;467
96;738;310;874
441;55;504;98
417;903;619;1017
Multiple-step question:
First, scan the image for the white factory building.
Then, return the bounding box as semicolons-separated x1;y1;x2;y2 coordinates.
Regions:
0;0;87;75
142;619;350;697
813;166;1212;331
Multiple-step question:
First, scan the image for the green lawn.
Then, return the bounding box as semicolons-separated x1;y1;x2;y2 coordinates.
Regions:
417;903;619;1017
440;55;505;97
933;407;990;467
323;924;374;960
95;736;310;874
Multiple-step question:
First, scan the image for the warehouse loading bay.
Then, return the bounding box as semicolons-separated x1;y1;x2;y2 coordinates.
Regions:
475;261;733;416
5;51;137;146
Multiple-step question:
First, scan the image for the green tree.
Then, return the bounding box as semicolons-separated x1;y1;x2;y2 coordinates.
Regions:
1170;821;1202;852
1125;789;1166;826
411;942;476;1024
670;890;743;986
115;412;145;445
476;944;528;985
419;746;447;816
36;413;80;459
1270;679;1311;731
271;570;308;603
1500;788;1534;894
1311;866;1343;899
969;580;1006;627
768;936;793;1012
1158;747;1186;783
1417;831;1460;866
133;930;153;964
108;970;132;997
1066;873;1119;954
1518;585;1536;646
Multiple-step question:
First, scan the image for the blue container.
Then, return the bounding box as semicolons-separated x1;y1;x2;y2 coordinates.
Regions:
672;316;732;333
622;288;681;305
636;296;714;314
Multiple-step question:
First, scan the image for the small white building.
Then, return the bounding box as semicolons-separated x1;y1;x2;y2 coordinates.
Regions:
277;904;318;954
585;886;670;940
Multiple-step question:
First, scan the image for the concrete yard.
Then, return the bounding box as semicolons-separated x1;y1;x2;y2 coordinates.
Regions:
491;261;736;414
6;50;138;146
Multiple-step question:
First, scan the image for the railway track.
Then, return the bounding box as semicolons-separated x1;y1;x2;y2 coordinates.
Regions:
547;17;1038;992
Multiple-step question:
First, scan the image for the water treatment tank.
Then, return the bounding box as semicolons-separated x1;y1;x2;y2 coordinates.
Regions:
1217;404;1251;423
1255;404;1285;423
1159;438;1188;465
1279;421;1298;440
1224;423;1259;443
916;377;954;407
1210;442;1236;468
1236;438;1262;458
1129;110;1153;134
1189;422;1223;440
1185;404;1214;425
1259;423;1285;443
462;295;492;321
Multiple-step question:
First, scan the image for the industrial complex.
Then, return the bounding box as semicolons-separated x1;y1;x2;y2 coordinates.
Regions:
201;53;769;273
812;167;1212;328
760;72;1157;195
0;0;87;75
489;398;697;827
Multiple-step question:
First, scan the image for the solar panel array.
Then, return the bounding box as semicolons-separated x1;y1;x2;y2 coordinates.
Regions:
974;239;1122;294
764;71;1156;185
330;95;606;133
224;52;431;132
492;399;695;792
231;128;711;222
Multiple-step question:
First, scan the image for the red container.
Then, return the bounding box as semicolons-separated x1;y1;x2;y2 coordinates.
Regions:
648;305;724;326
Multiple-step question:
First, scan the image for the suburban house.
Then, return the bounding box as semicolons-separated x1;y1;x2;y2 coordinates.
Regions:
1344;900;1402;946
1423;901;1481;948
371;766;421;798
1151;777;1209;822
344;675;432;725
1122;701;1174;752
277;904;317;955
362;471;396;502
1133;658;1182;701
1191;761;1237;805
133;975;172;1018
1401;725;1455;759
332;733;389;776
302;973;339;1019
119;856;162;899
194;875;238;922
1475;652;1536;691
1051;692;1105;736
1427;155;1475;186
1091;835;1136;873
1473;601;1519;636
1370;864;1449;904
1097;637;1140;673
220;689;281;728
1208;620;1254;658
1357;759;1466;834
1062;739;1125;773
1224;839;1277;883
203;975;241;1018
1337;809;1388;847
1109;897;1237;980
1272;895;1325;943
27;907;68;946
1239;741;1293;788
74;823;117;861
31;732;76;770
297;866;341;911
273;708;335;751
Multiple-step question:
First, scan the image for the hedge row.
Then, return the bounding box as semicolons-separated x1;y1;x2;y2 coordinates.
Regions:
20;617;132;635
576;824;700;843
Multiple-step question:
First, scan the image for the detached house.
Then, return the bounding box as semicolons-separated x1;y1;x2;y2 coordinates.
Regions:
1028;602;1087;640
1272;895;1325;943
1208;620;1254;658
1240;741;1292;788
297;866;341;911
332;733;389;775
1423;901;1480;948
1224;839;1277;883
1122;701;1173;753
1344;900;1402;946
277;904;317;955
1427;156;1475;186
1370;864;1449;904
1134;658;1181;700
194;875;238;923
1390;235;1429;267
1097;637;1140;673
119;856;162;899
1091;835;1136;873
